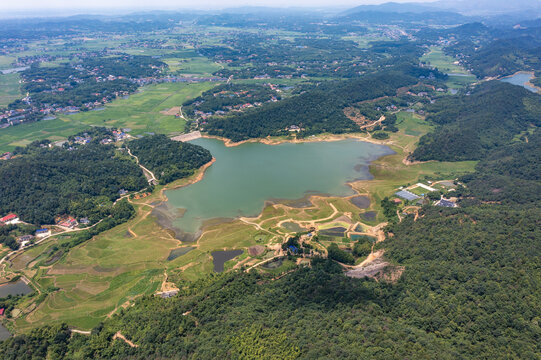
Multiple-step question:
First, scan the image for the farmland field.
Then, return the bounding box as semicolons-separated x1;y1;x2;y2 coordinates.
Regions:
0;73;22;107
421;46;469;74
0;82;217;152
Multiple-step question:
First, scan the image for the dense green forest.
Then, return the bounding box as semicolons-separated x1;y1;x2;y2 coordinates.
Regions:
459;131;541;206
205;71;419;142
411;82;541;161
0;141;147;225
127;135;212;184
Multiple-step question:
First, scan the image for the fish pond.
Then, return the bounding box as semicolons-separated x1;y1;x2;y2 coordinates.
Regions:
212;250;244;273
0;280;33;299
165;138;393;236
0;323;10;341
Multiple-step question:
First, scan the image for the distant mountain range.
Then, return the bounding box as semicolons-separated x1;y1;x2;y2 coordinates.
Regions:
345;0;541;17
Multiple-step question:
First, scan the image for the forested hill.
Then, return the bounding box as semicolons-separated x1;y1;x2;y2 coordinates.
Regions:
128;135;212;185
204;71;419;142
411;81;541;161
0;142;147;225
2;126;539;358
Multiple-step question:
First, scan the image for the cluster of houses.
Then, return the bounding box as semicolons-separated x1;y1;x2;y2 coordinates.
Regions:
0;90;131;130
132;75;225;87
0;108;32;128
100;129;129;144
55;216;78;229
191;88;279;120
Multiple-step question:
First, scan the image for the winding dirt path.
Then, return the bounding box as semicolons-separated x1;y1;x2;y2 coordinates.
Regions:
126;147;157;184
113;331;139;348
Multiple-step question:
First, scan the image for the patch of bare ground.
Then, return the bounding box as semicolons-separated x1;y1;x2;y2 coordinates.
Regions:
345;245;404;282
346;257;389;279
374;265;405;283
160;106;180;116
248;245;266;256
159;271;179;294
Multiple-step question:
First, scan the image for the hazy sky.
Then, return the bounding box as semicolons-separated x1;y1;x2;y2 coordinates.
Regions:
0;0;436;11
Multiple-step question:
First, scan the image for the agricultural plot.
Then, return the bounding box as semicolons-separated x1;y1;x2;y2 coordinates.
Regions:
395;111;433;138
59;82;217;135
0;118;89;152
163;50;223;76
0;82;217;152
0;73;22;107
0;56;16;69
421;46;469;74
13;203;179;331
446;74;477;90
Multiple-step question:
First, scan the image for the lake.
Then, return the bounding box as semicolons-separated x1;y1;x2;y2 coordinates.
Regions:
165;138;393;235
0;280;33;299
500;72;539;93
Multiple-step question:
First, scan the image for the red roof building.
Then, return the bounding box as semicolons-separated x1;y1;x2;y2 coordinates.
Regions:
0;308;5;316
0;214;18;223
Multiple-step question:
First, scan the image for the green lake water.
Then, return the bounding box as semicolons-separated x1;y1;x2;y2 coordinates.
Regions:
165;138;393;234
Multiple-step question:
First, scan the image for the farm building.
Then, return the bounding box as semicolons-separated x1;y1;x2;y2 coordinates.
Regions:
35;228;51;238
395;190;420;201
435;199;458;208
0;214;19;225
414;183;437;192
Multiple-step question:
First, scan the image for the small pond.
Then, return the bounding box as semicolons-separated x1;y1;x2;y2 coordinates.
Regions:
0;323;10;341
0;280;33;299
319;227;347;237
361;211;377;221
350;195;371;209
212;250;243;273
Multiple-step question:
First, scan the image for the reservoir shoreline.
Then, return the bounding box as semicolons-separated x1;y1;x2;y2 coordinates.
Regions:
499;71;541;93
162;137;395;236
201;132;392;148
